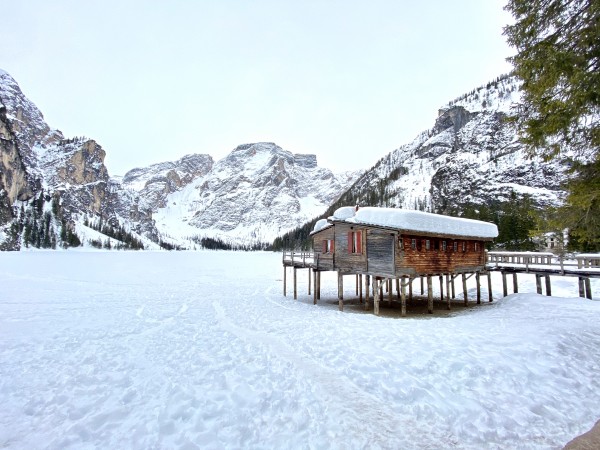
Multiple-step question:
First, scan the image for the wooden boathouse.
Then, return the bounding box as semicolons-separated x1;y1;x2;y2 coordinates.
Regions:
283;206;498;316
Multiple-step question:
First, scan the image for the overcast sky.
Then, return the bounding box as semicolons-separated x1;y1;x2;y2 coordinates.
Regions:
2;0;514;176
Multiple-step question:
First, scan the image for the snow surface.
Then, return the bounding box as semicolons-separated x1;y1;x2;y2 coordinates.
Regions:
343;207;499;239
1;251;600;449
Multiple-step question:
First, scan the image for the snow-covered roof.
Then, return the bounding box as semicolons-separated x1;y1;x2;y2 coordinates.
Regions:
334;207;498;240
312;218;332;234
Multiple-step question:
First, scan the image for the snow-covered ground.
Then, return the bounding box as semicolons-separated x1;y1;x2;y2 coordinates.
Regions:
1;251;599;449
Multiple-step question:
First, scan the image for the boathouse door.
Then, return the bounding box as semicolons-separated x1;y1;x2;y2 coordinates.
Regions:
367;229;395;276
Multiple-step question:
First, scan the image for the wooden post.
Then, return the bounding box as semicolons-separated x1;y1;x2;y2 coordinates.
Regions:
545;275;552;296
462;273;468;306
476;272;481;304
401;276;407;317
374;279;380;316
317;271;321;300
355;274;359;296
512;273;518;294
364;275;370;311
439;275;444;304
308;268;311;295
446;274;451;310
283;265;287;296
359;274;363;303
427;275;433;314
579;277;585;298
409;277;413;300
502;272;508;297
293;267;297;300
536;274;542;294
420;277;424;295
313;270;318;304
396;278;400;300
337;271;343;300
451;276;456;299
585;278;593;300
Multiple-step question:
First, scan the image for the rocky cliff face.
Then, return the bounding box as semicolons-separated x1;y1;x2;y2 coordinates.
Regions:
152;142;360;247
343;75;566;214
0;69;159;249
122;153;214;211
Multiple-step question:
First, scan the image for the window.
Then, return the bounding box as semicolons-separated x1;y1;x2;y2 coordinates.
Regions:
425;239;430;250
442;241;447;251
322;239;334;254
398;237;404;250
453;241;458;252
462;242;466;252
411;239;417;250
348;231;362;254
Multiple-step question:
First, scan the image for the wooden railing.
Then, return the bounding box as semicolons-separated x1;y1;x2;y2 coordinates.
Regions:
282;251;315;267
486;251;600;275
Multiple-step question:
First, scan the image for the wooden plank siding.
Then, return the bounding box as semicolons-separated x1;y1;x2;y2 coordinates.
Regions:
332;223;367;273
397;234;486;276
366;228;396;277
311;226;335;270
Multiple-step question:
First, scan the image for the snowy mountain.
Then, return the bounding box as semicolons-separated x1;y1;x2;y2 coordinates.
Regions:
151;142;360;247
335;74;565;214
0;70;359;250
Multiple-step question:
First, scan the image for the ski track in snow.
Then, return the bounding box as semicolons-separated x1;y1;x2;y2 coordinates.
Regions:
1;251;599;449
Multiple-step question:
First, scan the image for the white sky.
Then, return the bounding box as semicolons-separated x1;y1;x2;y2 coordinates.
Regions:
1;0;514;176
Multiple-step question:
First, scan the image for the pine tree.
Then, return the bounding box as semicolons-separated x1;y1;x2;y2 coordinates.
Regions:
504;0;600;249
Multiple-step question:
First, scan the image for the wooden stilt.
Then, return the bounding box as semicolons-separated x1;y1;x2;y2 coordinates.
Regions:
337;271;343;300
451;276;456;299
545;275;552;296
293;267;297;300
364;275;370;311
536;274;542;295
401;276;407;317
374;279;380;316
355;274;359;296
512;273;518;294
585;278;592;300
359;274;363;303
579;277;585;298
462;273;468;306
409;277;413;300
446;274;451;310
317;271;321;300
487;272;493;302
476;272;481;304
283;266;287;296
396;278;400;300
427;275;433;314
421;277;424;295
313;270;318;305
502;272;508;297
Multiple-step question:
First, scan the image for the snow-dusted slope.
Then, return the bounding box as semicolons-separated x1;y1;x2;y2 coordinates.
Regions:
153;142;360;246
345;75;566;213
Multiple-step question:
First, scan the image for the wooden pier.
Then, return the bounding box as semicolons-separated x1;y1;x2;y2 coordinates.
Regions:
283;251;600;315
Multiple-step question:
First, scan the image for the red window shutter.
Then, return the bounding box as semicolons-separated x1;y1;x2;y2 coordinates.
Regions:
348;232;353;253
322;240;327;253
356;231;362;254
331;240;335;252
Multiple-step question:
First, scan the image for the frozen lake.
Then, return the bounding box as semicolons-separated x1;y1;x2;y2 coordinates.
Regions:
1;250;600;449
